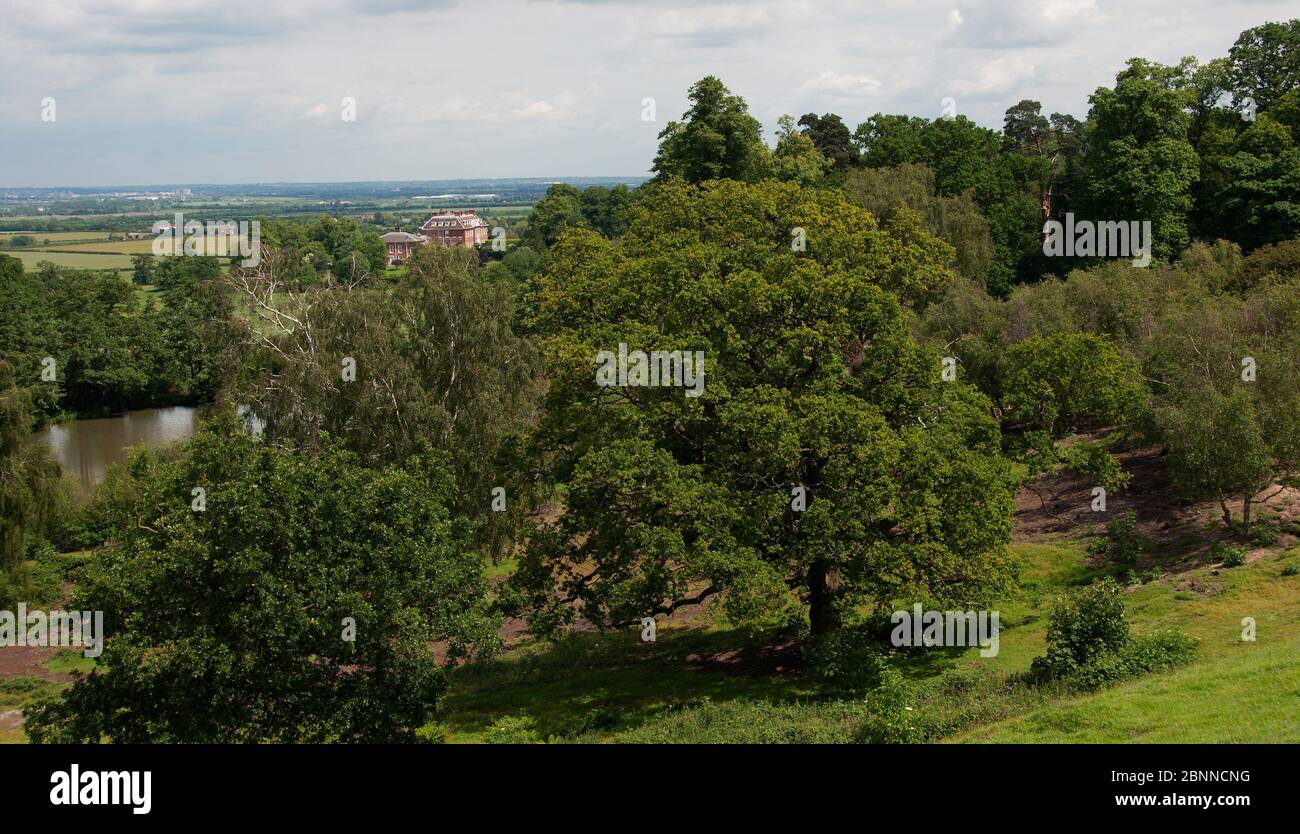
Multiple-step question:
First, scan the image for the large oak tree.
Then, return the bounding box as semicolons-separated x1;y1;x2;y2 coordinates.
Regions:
507;179;1018;638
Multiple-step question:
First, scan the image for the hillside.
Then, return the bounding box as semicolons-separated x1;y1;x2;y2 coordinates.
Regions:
429;458;1300;744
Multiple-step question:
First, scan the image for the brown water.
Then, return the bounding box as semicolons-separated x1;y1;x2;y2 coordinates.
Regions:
35;406;201;487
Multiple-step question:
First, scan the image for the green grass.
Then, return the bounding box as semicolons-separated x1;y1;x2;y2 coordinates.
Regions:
8;250;136;271
0;678;65;744
942;547;1300;742
435;542;1300;743
951;636;1300;742
438;626;818;743
45;650;97;677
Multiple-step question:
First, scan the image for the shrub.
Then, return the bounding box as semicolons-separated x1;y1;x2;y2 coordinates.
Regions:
0;677;47;696
1122;630;1199;673
803;624;893;694
1211;542;1247;567
1087;510;1146;570
0;564;30;612
414;722;452;744
1281;564;1299;577
1063;630;1198;691
1251;526;1279;548
851;668;926;744
18;544;95;608
1029;578;1130;680
1062;649;1132;690
483;714;542;744
1030;578;1197;690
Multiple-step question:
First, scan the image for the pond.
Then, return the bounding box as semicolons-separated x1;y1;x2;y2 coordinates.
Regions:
34;406;201;488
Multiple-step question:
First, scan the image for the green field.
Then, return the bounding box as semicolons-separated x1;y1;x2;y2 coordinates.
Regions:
0;231;114;243
7;250;136;271
41;238;157;254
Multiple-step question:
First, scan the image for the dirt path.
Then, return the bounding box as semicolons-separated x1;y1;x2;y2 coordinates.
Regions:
0;709;23;735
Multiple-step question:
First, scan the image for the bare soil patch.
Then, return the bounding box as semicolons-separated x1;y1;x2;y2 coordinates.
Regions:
1015;444;1300;574
0;646;71;682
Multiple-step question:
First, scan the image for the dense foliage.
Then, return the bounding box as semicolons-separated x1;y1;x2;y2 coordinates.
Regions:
0;254;232;418
25;419;497;742
506;178;1017;637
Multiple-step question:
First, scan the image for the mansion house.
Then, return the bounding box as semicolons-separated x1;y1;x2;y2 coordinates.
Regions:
382;209;491;265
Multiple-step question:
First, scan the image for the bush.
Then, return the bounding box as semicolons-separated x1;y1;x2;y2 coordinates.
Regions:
23;544;65;606
1063;630;1198;691
1061;648;1132;690
0;564;30;611
1281;563;1299;577
1087;510;1146;570
1030;579;1197;690
1029;578;1130;681
1251;522;1279;548
1211;542;1247;567
413;722;452;744
0;677;48;696
17;544;96;608
803;624;893;694
1122;630;1199;673
483;714;542;744
851;668;926;743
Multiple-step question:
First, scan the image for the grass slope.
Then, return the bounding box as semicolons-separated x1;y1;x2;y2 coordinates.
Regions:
951;636;1300;743
434;542;1300;743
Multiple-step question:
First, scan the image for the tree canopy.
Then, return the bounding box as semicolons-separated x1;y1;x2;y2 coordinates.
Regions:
652;76;770;184
26;419;498;743
507;178;1016;637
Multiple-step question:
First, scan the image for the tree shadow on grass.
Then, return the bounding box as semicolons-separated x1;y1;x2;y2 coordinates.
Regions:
439;626;822;741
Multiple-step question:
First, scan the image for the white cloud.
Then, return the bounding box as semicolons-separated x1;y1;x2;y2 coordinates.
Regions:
511;91;583;122
642;7;773;47
0;0;1292;185
944;0;1103;48
953;55;1037;96
799;70;884;99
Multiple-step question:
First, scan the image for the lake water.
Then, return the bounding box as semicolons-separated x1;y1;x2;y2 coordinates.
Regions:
35;406;201;487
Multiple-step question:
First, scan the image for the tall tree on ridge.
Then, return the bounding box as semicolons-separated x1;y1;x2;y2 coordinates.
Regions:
652;76;769;184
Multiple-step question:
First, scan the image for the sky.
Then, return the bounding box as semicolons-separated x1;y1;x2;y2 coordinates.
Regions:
0;0;1293;187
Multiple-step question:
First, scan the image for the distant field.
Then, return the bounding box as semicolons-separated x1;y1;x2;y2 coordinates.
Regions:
45;238;157;254
0;211;163;221
7;250;136;271
3;230;249;266
0;231;112;243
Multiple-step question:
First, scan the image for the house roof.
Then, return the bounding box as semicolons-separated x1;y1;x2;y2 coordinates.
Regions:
420;211;487;231
381;231;427;243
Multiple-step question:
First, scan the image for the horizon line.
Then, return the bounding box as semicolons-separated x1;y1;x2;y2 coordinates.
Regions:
0;175;652;192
